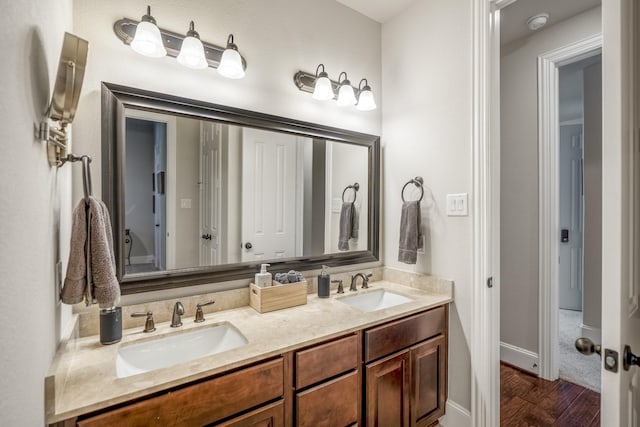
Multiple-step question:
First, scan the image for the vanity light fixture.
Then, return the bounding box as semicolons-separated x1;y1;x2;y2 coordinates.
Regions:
293;67;376;111
114;9;247;77
356;78;376;111
176;21;207;69
311;64;335;101
217;34;245;79
130;6;167;58
336;72;357;107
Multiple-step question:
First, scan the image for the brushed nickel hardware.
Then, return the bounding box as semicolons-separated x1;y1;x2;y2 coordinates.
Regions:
623;345;640;371
487;277;493;288
605;348;619;372
113;16;247;73
332;279;344;294
131;311;155;333
351;272;373;291
575;337;601;357
194;300;216;323
171;301;185;327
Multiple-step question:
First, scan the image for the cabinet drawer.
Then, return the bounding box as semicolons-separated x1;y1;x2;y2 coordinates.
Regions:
295;334;359;389
296;371;359;427
215;400;284;427
77;358;284;427
364;306;445;362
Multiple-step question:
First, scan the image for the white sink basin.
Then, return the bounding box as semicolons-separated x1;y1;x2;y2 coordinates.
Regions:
116;322;248;378
337;289;413;312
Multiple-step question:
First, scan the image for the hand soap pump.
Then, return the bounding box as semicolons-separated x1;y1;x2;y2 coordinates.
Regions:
317;265;330;298
255;263;272;287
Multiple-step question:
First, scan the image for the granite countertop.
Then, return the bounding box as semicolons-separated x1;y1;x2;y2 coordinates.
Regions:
46;279;452;423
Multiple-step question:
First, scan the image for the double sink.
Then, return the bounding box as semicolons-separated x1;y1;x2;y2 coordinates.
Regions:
116;287;413;378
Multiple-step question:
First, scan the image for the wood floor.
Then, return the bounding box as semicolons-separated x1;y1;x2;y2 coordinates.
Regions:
501;363;600;426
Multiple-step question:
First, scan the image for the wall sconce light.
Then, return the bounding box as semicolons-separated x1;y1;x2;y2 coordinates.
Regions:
217;34;245;79
114;6;247;78
176;21;207;69
356;78;376;111
293;67;377;111
336;72;357;107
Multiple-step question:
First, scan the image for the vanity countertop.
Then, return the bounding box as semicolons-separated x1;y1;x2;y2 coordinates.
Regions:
46;279;452;423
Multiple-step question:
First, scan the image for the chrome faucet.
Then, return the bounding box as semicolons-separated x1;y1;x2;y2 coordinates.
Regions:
350;272;373;291
171;301;185;327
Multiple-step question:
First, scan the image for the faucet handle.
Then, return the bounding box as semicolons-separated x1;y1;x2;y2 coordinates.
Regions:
332;280;344;294
195;300;216;323
131;311;156;333
362;272;373;289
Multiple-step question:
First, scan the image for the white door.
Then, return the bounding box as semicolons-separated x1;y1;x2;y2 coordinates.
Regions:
558;126;583;310
199;121;221;266
241;128;298;261
600;0;640;424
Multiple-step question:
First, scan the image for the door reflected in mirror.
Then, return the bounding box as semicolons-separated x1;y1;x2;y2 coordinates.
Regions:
123;108;369;275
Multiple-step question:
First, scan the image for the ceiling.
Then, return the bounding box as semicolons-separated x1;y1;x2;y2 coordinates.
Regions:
335;0;600;38
335;0;417;23
501;0;601;46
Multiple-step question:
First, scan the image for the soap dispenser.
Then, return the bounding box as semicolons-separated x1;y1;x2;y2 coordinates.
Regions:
255;263;272;287
317;265;330;298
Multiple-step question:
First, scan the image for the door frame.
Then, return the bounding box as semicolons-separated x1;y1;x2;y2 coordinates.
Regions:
537;34;602;381
123;109;177;269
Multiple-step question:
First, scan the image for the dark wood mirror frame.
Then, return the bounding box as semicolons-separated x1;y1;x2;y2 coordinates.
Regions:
101;82;380;295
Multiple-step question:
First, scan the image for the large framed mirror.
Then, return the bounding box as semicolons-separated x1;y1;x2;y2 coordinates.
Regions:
102;83;380;294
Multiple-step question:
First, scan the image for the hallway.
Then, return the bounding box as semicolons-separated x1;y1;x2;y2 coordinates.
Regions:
501;364;600;426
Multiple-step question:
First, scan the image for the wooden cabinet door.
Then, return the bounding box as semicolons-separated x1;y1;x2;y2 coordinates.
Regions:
216;400;284;427
365;350;410;427
410;336;446;427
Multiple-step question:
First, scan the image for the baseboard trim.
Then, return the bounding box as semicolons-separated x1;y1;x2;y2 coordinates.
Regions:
439;400;471;427
500;341;539;375
580;323;602;343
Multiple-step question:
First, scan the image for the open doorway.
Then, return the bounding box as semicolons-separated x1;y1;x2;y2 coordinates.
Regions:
498;0;603;424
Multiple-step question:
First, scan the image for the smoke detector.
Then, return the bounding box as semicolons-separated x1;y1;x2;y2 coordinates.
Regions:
527;13;549;31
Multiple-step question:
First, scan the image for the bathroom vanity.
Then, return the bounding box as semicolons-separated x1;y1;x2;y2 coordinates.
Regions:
47;279;451;427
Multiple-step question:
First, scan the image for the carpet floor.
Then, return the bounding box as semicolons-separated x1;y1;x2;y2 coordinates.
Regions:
559;309;601;392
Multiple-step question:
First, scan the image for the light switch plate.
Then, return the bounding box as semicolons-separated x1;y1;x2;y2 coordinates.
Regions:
332;198;342;213
180;198;192;209
446;193;468;216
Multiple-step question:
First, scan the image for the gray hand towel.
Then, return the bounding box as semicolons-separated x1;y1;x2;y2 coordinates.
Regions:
338;202;355;251
61;197;120;308
398;201;423;264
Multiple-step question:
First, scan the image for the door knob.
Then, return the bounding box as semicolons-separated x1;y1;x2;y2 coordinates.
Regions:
624;345;640;370
575;337;601;357
245;242;253;250
201;234;212;240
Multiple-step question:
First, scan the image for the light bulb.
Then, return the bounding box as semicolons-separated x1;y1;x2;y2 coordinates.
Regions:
356;79;376;111
177;21;207;69
336;72;356;106
311;64;335;101
130;6;166;58
217;34;245;79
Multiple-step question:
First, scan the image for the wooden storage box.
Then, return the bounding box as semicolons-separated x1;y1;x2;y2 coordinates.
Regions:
249;280;308;313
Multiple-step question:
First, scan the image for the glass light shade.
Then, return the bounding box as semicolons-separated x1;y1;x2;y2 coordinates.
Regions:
217;48;245;79
177;36;208;69
356;89;377;111
131;21;167;58
336;84;357;106
312;75;335;101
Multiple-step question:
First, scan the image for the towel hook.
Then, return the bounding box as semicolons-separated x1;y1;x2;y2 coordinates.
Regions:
401;176;424;203
342;182;360;203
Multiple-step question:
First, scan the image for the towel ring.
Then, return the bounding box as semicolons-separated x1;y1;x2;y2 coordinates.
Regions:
401;176;424;203
342;182;360;203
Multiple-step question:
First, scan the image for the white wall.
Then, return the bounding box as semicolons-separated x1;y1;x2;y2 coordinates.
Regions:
0;1;73;425
72;0;381;204
500;7;601;356
382;0;472;411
